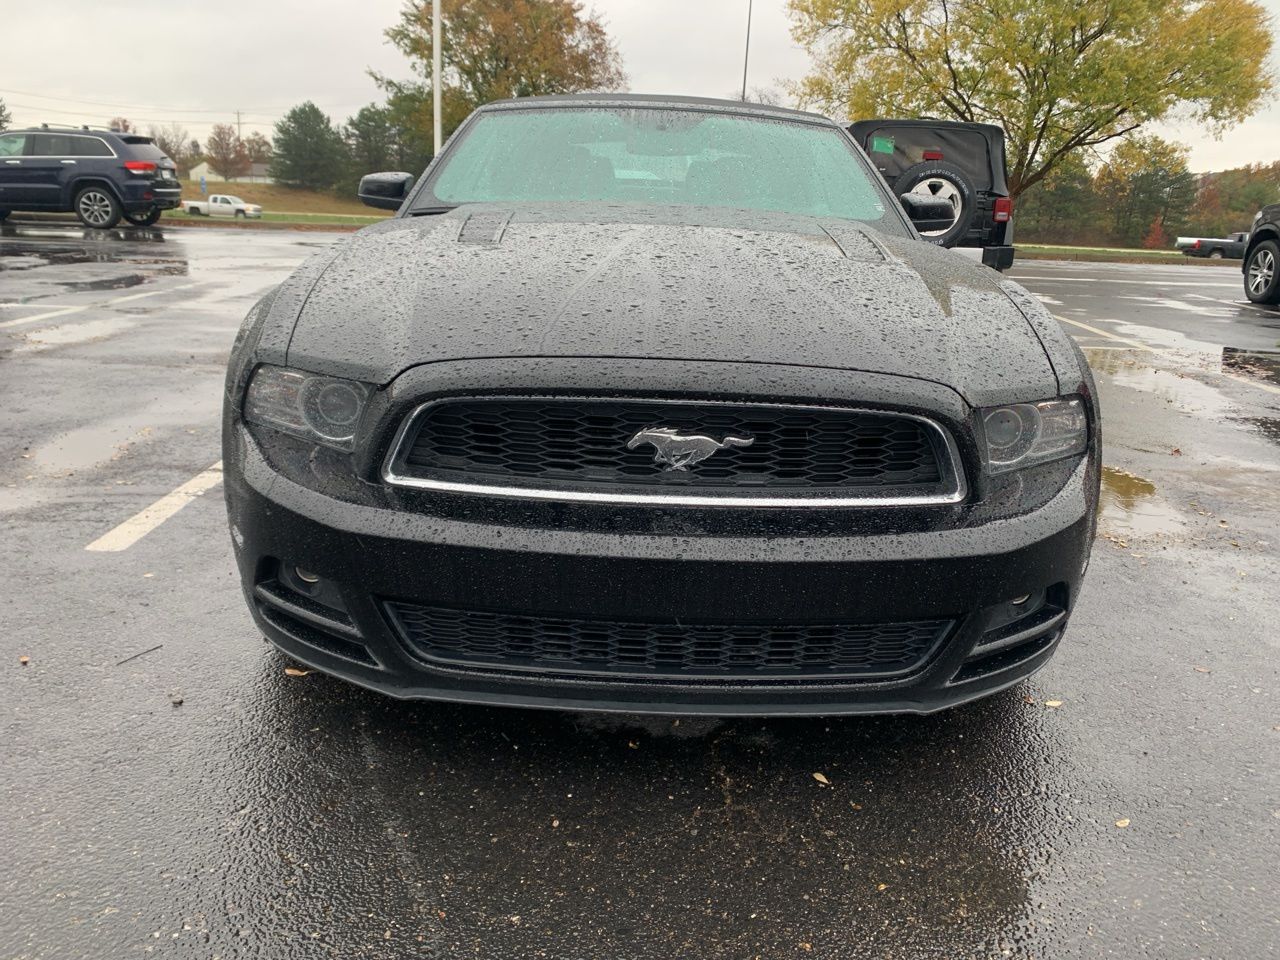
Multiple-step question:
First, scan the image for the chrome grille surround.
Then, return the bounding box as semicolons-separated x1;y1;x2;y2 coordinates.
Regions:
382;396;967;508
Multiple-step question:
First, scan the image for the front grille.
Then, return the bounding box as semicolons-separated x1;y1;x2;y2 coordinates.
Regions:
387;397;958;503
385;601;952;681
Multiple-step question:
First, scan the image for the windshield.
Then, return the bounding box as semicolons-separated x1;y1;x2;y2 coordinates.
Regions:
417;106;897;227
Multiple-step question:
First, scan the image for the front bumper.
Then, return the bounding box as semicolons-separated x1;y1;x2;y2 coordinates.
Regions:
225;426;1095;716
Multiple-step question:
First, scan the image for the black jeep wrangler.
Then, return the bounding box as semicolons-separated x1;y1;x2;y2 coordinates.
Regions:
848;118;1014;270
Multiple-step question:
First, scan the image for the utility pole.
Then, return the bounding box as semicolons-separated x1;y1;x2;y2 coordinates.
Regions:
235;110;242;139
741;0;753;101
432;0;443;156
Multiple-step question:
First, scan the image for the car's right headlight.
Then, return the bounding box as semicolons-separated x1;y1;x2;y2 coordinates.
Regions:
243;364;372;452
978;396;1088;474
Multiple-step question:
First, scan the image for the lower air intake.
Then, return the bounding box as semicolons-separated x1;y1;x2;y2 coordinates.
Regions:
385;601;951;681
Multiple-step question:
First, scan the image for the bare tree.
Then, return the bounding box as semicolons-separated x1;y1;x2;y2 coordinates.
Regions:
148;123;190;161
733;86;784;105
205;123;250;181
243;131;272;164
108;116;133;133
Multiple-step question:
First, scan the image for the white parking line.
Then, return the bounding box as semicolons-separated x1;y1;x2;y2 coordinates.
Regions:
0;305;87;329
1055;314;1280;397
0;283;200;330
85;462;223;553
1020;276;1240;288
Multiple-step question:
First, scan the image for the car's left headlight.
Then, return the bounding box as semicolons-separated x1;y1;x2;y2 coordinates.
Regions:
978;396;1088;474
243;364;372;452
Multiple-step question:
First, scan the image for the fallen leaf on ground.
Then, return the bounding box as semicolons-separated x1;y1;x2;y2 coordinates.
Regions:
812;772;830;786
876;883;888;891
1193;666;1211;674
284;667;312;677
1044;700;1064;708
169;694;183;707
1171;447;1182;456
1114;818;1131;828
18;655;30;666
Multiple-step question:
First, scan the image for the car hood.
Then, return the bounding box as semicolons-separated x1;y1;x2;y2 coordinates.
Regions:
279;206;1058;406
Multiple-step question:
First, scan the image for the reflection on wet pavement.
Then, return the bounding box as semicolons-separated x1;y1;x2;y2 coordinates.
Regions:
1099;466;1186;539
205;665;1063;958
0;230;190;302
1085;347;1236;415
1085;346;1280;449
1222;346;1280;386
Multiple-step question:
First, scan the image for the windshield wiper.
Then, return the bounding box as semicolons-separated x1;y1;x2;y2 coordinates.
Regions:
408;205;457;216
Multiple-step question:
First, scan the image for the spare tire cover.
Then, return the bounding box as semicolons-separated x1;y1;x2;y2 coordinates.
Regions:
895;161;976;248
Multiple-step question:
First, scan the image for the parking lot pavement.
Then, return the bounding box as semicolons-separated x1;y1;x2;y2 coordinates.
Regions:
2;222;1278;959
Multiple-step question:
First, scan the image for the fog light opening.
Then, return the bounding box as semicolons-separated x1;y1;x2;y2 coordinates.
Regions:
295;567;321;584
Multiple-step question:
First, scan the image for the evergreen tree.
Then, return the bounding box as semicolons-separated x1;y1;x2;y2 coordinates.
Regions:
269;102;347;190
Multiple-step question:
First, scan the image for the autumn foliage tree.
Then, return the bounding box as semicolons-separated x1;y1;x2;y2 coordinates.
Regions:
243;131;272;164
1094;136;1196;246
376;0;626;146
205;123;250;180
1142;218;1170;249
789;0;1274;197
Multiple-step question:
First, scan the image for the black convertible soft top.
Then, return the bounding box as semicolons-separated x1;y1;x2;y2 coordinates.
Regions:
848;118;1009;195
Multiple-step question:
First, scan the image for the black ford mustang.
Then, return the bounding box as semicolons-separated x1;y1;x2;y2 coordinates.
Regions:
222;94;1099;715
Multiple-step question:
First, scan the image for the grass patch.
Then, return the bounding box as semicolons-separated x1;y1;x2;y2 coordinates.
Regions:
177;180;391;218
164;208;386;227
1016;243;1234;265
1020;243;1182;257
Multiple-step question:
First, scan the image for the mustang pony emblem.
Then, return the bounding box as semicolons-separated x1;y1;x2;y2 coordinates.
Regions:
626;427;755;471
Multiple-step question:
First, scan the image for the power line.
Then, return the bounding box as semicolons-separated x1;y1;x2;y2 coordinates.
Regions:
6;100;277;126
0;86;286;116
4;102;282;127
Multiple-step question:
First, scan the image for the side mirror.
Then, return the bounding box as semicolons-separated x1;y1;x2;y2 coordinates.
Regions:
358;172;415;210
899;192;956;234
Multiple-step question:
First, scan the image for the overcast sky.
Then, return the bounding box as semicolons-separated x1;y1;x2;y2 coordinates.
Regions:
3;0;1277;172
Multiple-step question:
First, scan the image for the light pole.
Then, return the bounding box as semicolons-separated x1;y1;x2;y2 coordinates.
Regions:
741;0;753;101
433;0;443;155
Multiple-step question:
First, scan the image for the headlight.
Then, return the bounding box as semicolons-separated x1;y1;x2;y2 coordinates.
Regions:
243;364;372;452
979;396;1087;474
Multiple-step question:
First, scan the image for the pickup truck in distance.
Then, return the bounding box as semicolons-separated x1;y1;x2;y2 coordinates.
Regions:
182;194;262;218
1176;232;1249;259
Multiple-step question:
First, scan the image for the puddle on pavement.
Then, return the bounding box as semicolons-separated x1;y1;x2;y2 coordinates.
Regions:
1084;348;1236;417
1228;416;1280;447
15;317;136;353
0;241;188;275
1222;347;1280;386
1099;466;1186;539
57;274;149;292
32;386;217;473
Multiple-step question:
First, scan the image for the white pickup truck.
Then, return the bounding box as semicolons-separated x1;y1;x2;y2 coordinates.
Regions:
181;194;262;218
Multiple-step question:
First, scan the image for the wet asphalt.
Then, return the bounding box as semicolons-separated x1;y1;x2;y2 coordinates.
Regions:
1;220;1278;959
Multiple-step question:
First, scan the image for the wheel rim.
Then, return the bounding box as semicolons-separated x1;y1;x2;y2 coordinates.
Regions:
906;177;962;236
78;191;114;226
1248;249;1275;295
